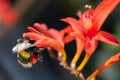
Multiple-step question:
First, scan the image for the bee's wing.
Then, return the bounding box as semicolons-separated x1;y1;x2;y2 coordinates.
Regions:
12;43;34;53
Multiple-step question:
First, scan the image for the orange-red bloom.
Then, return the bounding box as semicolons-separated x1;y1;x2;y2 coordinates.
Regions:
0;0;17;25
61;0;120;55
23;23;64;52
61;0;120;72
23;23;71;66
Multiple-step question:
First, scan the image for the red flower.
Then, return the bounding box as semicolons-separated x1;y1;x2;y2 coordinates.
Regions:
0;0;18;25
23;23;68;67
23;23;64;51
61;0;120;71
61;0;119;54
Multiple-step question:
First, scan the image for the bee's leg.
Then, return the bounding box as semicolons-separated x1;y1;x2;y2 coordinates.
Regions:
38;55;43;62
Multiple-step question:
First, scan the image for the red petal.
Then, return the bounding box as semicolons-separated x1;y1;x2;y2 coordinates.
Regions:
63;35;75;44
60;26;74;44
48;28;64;46
60;26;73;34
35;39;49;48
34;23;48;34
70;32;85;40
27;27;40;34
93;0;120;31
23;32;42;41
35;38;63;52
105;52;120;67
96;31;119;45
60;17;84;32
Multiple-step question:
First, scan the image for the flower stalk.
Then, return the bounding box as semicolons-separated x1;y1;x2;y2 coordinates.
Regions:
77;53;91;72
58;49;68;68
87;65;106;80
87;52;120;80
71;38;84;69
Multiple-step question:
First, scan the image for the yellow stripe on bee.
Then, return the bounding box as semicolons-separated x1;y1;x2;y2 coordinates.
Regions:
19;50;30;58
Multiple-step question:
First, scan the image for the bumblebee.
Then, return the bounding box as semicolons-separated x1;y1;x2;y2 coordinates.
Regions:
12;38;43;68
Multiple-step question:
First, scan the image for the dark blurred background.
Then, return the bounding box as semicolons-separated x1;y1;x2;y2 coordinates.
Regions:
0;0;120;80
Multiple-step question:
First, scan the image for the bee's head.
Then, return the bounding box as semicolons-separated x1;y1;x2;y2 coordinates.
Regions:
12;38;43;68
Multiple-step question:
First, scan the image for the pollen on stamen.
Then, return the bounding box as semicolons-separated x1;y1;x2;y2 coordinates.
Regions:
85;4;92;9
